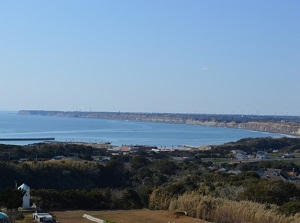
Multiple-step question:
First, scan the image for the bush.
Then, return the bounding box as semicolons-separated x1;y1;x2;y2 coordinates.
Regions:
238;180;300;205
278;201;300;216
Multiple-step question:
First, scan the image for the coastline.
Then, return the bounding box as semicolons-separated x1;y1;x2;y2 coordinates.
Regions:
18;110;300;137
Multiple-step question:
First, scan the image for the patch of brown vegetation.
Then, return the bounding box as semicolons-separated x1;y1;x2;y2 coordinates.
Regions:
52;210;209;223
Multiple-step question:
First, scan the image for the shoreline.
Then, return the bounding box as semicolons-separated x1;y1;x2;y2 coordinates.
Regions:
18;110;300;137
0;112;284;147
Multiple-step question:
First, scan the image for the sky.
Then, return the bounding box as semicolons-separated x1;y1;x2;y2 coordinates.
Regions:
0;1;299;116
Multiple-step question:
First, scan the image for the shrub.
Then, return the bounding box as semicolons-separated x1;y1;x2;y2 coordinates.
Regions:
278;201;300;216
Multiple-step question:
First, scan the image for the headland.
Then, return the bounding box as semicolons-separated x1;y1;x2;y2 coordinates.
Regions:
18;110;300;136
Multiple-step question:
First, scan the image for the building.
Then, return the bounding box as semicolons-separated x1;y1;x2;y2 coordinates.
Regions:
261;168;298;182
235;152;247;160
231;150;247;160
227;170;242;175
172;156;195;161
262;168;285;181
51;155;65;160
18;183;30;209
33;213;54;222
282;153;295;159
256;151;269;159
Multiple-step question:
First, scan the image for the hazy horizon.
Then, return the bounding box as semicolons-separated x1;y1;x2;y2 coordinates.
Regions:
2;109;299;117
0;1;299;116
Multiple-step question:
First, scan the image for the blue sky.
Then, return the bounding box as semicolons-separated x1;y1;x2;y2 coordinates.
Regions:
0;1;299;115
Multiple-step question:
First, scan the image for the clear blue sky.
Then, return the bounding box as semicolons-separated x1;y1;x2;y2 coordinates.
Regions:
0;1;299;115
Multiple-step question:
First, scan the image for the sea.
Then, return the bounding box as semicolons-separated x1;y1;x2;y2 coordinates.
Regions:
0;111;282;147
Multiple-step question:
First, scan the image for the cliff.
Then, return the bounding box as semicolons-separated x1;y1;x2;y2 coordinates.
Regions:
18;110;300;136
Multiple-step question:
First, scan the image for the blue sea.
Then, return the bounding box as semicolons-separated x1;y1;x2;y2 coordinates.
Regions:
0;111;281;146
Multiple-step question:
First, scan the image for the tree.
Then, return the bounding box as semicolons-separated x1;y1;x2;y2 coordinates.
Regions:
278;201;300;215
121;189;142;209
0;188;25;223
238;180;300;205
130;155;151;170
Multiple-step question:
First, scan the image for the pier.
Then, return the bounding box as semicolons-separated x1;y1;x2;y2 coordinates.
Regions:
0;137;55;141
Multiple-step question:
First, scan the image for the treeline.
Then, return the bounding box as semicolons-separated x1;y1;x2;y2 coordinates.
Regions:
26;161;300;219
0;143;107;161
31;188;149;210
212;137;300;153
0;160;128;190
0;155;182;190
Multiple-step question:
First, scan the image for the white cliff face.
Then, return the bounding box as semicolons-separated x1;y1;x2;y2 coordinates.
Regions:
235;122;300;136
18;110;300;136
186;120;300;136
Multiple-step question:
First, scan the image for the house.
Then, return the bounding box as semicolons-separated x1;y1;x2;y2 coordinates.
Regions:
282;153;295;159
33;213;54;223
217;168;227;172
262;168;289;181
208;166;215;170
262;168;283;180
235;152;247;160
231;150;248;160
51;155;65;161
261;168;300;183
262;168;284;181
256;151;269;159
100;157;111;163
255;169;265;177
227;170;241;175
231;149;245;154
18;183;30;209
18;158;29;163
286;170;300;183
172;156;195;161
113;146;132;155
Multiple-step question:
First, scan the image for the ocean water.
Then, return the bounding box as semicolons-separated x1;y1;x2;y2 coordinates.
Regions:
0;111;281;146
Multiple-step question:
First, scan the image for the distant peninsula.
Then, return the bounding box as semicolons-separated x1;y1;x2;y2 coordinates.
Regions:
18;110;300;136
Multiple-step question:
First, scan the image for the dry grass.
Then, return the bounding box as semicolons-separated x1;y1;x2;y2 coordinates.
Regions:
149;190;300;223
51;210;208;223
18;210;209;223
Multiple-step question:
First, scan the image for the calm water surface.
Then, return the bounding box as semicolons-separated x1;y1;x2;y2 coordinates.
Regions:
0;111;281;146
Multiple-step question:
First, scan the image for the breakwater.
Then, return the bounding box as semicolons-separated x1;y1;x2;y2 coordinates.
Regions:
18;110;300;136
0;137;55;141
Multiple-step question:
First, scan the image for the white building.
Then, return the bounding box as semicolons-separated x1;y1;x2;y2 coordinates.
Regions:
256;151;269;159
33;213;53;222
235;152;247;160
231;150;247;160
18;183;30;209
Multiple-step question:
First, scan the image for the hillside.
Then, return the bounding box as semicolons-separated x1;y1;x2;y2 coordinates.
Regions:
2;138;300;223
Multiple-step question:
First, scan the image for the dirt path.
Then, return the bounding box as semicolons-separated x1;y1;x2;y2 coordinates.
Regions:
52;210;209;223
